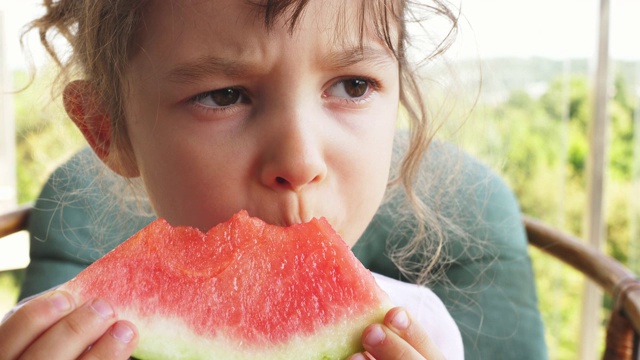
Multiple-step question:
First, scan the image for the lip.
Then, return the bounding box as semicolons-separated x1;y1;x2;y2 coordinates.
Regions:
245;208;340;233
249;211;316;228
243;194;322;227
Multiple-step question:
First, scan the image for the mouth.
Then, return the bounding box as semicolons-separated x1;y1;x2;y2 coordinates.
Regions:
246;195;318;227
246;208;340;232
239;194;347;241
251;211;315;228
240;208;350;246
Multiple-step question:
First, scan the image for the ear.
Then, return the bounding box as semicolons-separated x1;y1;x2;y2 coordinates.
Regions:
63;80;139;177
63;81;111;160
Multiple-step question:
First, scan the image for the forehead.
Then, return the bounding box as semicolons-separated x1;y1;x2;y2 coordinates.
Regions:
136;0;400;58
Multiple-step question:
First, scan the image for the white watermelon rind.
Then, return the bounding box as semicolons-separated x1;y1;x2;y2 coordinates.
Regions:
129;301;391;360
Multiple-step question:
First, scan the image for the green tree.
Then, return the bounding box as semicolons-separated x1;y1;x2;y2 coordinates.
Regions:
609;74;636;181
461;70;638;359
14;68;84;203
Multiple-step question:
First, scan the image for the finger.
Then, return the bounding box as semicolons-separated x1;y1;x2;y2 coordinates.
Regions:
0;290;75;359
78;320;139;360
385;307;440;356
362;307;444;360
20;298;118;359
346;354;365;360
346;352;375;360
361;323;423;360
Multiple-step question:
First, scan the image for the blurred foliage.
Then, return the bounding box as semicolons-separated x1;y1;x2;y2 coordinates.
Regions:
457;65;639;359
0;270;24;316
13;68;85;203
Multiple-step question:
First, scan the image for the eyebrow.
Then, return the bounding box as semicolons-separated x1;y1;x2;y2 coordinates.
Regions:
166;56;254;83
320;46;397;70
165;46;396;84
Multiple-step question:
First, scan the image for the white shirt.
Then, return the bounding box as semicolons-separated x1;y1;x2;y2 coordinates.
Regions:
374;273;465;359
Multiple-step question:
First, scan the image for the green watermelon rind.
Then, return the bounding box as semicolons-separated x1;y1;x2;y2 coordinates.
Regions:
126;301;390;360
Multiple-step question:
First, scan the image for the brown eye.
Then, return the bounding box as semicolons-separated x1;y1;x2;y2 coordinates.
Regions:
210;88;241;106
343;79;369;98
327;78;372;99
194;88;243;107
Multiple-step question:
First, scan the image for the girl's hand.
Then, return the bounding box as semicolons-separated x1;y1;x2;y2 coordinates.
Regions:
348;307;444;360
0;290;138;360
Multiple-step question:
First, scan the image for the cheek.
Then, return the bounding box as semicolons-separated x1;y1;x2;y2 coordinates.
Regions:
340;106;398;245
363;103;397;179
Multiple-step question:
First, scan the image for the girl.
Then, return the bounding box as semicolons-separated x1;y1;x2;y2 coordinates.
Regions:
1;0;464;359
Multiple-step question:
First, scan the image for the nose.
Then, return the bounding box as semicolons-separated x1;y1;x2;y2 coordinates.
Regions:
259;113;328;192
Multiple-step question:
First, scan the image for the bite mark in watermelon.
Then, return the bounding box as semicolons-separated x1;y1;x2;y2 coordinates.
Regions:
60;210;391;359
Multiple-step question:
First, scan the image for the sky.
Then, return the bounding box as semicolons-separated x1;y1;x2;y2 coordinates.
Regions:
1;0;639;72
455;0;640;61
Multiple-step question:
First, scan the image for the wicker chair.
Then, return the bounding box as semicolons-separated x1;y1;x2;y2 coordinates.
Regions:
0;205;30;239
525;216;640;359
1;205;638;359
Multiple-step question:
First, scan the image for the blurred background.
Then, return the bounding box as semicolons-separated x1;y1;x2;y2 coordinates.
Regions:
0;0;86;324
1;1;639;358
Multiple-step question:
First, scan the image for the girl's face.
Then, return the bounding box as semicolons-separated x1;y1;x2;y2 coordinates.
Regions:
121;0;399;245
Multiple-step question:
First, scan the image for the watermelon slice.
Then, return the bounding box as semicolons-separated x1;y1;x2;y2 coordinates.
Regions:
60;210;391;359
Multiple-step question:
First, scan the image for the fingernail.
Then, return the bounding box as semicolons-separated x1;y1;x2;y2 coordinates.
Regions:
391;309;410;330
90;298;115;319
48;291;72;312
364;324;386;346
110;322;135;343
349;353;368;360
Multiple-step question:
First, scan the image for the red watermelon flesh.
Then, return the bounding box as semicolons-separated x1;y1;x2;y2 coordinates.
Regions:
60;210;391;359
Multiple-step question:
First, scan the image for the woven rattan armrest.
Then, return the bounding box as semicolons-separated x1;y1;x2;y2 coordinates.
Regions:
0;204;31;239
525;216;640;360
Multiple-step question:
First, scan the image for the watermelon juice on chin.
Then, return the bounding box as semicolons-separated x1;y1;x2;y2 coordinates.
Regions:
59;210;392;360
